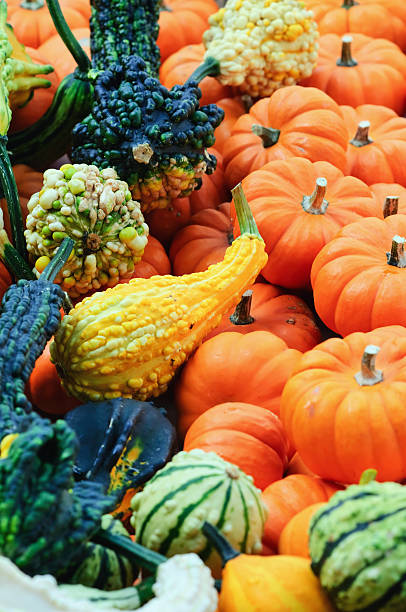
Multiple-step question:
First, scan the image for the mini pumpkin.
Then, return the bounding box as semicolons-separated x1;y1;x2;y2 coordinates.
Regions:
278;502;326;558
370;182;406;218
214;97;246;155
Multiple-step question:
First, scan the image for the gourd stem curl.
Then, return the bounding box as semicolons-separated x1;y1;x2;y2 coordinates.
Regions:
231;183;262;239
40;237;74;282
45;0;91;73
186;57;221;84
230;290;254;325
0;137;28;260
354;345;383;386
350;121;373;147
301;177;329;214
251;124;280;148
202;522;240;566
337;35;358;67
387;235;406;268
92;529;167;573
383;196;399;218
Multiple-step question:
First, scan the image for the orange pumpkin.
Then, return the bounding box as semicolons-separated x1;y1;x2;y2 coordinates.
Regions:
311;215;406;334
341;104;406;185
121;236;171;279
305;0;406;50
184;402;290;490
169;203;232;275
38;28;91;81
278;502;326;558
160;44;233;106
261;474;341;552
286;453;316;477
0;263;12;302
370;182;406;217
233;157;379;289
300;34;406;114
6;0;87;48
205;283;322;352
222;86;349;190
175;331;302;437
214;97;246;155
281;326;406;484
157;0;218;62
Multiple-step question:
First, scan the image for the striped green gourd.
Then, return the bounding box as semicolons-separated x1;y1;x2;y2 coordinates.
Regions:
130;449;268;577
309;471;406;611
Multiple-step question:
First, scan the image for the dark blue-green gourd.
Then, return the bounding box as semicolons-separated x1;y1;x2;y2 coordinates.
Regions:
309;473;406;611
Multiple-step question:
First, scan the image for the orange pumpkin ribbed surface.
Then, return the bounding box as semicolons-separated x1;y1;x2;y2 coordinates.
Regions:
278;502;326;558
214;97;246;155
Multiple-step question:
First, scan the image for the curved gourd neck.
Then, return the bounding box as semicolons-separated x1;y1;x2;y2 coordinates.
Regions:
46;0;91;72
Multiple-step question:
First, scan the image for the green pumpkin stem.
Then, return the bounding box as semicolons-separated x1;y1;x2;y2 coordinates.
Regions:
232;183;263;239
383;196;399;218
40;237;74;282
202;522;240;567
350;121;373;148
302;177;329;214
387;235;406;268
354;345;383;386
230;290;254;325
45;0;91;73
359;469;377;485
186;57;221;84
92;529;167;573
337;35;358;67
251;124;280;148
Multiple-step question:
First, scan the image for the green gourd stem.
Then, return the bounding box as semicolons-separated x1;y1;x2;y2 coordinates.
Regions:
251;124;280;148
1;242;35;280
350;121;372;147
387;235;406;268
92;529;167;573
301;177;329;215
186;57;221;84
40;237;74;282
202;522;240;567
354;345;384;386
342;0;357;7
232;183;262;239
45;0;91;73
0;137;27;260
383;196;399;218
359;469;377;485
230;290;254;325
337;35;358;67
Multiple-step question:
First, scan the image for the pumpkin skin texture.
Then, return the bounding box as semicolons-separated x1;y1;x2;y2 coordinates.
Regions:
234;157;380;289
278;502;326;558
300;34;406;114
222;86;349;191
38;28;91;81
218;554;334;612
311;215;406;334
261;474;341;552
280;326;406;484
370;182;406;217
205;282;322;352
305;0;406;50
169;203;233;275
0;263;12;303
175;331;302;437
183;402;290;490
214;98;246;155
341;104;406;186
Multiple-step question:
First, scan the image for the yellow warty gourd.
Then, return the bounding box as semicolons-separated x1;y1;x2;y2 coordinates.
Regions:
51;185;267;402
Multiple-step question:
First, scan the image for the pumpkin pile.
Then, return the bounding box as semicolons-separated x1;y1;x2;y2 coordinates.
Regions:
3;0;406;610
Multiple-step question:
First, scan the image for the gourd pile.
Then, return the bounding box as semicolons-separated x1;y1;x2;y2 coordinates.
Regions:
2;0;406;610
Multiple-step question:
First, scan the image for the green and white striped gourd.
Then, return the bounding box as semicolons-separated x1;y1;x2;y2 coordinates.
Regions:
309;475;406;611
130;449;267;576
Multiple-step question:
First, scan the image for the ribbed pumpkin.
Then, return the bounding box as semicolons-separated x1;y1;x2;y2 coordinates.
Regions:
278;502;326;558
305;0;406;50
38;28;91;81
370;182;406;218
160;44;233;106
234;157;380;289
261;474;341;552
311;215;406;334
281;326;406;484
169;203;232;275
175;331;302;437
341;104;406;185
123;236;171;280
309;476;406;611
214;97;246;155
0;263;12;303
205;283;322;352
157;0;218;62
300;34;406;114
130;449;268;577
183;402;290;490
222;86;349;191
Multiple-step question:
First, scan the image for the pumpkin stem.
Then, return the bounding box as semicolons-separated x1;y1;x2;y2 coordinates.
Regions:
20;0;44;9
350;121;373;147
45;0;91;73
92;529;167;573
387;235;406;268
383;196;399;218
230;290;254;325
359;468;377;485
354;345;383;386
302;177;329;214
202;522;240;566
40;237;74;282
342;0;358;7
337;35;358;67
186;56;221;84
251;124;280;148
231;183;263;239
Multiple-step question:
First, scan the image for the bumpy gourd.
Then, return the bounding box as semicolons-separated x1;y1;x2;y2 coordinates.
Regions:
131;449;268;576
201;0;319;98
309;475;406;611
24;163;148;298
50;184;267;402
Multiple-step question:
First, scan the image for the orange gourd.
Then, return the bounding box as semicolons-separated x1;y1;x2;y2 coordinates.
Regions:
278;503;326;558
300;34;406;114
205;283;322;352
184;402;290;490
222;86;349;191
281;326;406;484
38;28;91;81
175;331;302;437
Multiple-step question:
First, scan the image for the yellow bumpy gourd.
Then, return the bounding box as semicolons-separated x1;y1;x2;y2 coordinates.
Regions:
51;185;268;402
